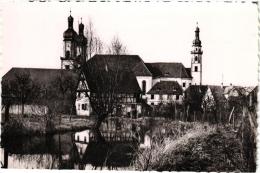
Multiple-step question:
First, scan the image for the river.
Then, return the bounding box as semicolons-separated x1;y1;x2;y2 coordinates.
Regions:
0;118;154;170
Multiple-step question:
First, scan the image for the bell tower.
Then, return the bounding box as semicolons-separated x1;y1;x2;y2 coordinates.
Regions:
191;23;203;85
60;10;78;70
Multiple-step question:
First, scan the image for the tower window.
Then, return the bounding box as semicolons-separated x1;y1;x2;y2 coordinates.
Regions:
65;65;70;70
194;66;198;72
176;95;180;100
65;51;70;58
195;56;198;61
183;82;186;87
151;94;154;99
142;80;146;94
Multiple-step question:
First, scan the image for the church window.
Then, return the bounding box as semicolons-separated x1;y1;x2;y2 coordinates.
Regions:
183;82;186;87
195;66;198;72
151;103;154;106
151;94;154;99
142;80;146;94
195;56;198;61
176;95;180;100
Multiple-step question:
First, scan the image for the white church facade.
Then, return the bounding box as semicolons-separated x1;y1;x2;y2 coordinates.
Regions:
59;13;203;116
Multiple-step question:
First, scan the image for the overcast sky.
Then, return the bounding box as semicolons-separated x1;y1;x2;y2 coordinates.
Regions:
1;1;258;86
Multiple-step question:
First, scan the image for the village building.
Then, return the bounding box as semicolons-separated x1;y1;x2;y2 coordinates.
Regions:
2;12;212;118
1;68;78;117
58;13;204;116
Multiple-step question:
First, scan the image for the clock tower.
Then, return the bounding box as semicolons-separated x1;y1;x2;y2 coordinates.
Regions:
191;23;203;85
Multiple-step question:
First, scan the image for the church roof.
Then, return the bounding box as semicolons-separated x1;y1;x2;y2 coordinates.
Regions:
84;55;143;94
88;54;152;76
147;81;183;95
145;62;192;79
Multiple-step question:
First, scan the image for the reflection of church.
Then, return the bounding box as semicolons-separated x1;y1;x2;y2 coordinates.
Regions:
60;12;203;116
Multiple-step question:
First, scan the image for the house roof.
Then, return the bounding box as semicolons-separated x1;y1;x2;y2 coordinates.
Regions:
84;55;142;94
88;54;152;76
147;81;183;95
2;67;78;88
145;62;192;79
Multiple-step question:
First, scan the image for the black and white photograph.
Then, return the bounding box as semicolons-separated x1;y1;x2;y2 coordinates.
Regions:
0;0;258;172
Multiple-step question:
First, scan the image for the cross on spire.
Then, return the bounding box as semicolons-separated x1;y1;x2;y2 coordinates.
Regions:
69;8;71;16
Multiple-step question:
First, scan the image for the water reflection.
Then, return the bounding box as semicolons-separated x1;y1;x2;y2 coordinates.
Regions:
1;118;152;170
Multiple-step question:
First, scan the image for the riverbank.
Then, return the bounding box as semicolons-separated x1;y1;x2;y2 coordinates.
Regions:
1;115;95;137
133;123;254;172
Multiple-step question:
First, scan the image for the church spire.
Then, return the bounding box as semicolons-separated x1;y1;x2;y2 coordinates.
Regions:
68;9;74;29
193;22;201;47
191;23;203;85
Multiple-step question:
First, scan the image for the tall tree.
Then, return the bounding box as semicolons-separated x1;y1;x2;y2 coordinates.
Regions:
2;71;41;118
107;36;127;55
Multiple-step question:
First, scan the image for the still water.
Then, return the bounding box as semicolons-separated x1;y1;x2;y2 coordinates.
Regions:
0;118;153;170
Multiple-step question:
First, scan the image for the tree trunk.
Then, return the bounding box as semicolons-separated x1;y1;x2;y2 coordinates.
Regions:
4;104;10;123
94;115;107;143
22;103;24;117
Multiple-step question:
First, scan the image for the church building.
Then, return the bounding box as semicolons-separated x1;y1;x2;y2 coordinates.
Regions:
59;13;203;116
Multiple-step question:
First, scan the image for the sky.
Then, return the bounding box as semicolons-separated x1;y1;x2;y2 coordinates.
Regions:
0;1;258;86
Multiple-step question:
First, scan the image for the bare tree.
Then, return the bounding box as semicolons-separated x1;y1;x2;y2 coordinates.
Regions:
107;36;127;55
85;20;104;59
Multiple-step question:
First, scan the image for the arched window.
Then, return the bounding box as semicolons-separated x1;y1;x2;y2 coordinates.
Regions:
195;56;198;61
142;80;146;94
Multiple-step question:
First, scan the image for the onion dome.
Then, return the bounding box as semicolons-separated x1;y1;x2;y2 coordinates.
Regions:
63;13;78;41
77;20;87;45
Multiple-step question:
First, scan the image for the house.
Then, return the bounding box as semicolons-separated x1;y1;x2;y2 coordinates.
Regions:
146;81;183;105
1;68;78;116
78;54;147;118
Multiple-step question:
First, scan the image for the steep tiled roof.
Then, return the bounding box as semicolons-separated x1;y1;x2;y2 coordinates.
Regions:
145;63;191;79
185;68;192;78
89;54;152;76
84;55;142;94
2;67;78;88
147;81;183;95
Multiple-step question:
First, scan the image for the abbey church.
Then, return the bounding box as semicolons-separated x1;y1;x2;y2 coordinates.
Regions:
2;12;206;117
58;13;203;116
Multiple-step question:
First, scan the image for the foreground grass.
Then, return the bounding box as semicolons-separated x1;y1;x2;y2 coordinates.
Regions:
133;122;253;172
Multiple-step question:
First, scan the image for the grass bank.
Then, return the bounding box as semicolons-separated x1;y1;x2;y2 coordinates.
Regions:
1;115;95;137
133;122;253;172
